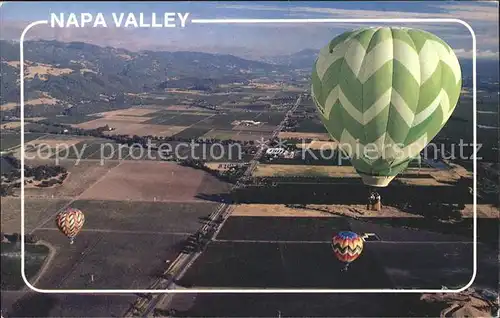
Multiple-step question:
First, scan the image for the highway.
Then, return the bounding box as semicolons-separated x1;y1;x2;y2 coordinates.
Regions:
124;94;304;317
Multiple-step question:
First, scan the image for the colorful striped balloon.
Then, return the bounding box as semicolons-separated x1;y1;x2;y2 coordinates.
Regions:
312;27;462;187
55;208;85;244
332;231;364;269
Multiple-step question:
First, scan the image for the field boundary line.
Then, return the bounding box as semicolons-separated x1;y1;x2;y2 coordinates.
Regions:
212;239;475;244
185;113;217;128
21;240;56;291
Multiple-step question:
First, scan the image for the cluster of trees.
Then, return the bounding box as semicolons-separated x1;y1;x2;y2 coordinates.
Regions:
1;155;68;196
191;99;218;110
153;308;178;317
282;117;298;129
25;165;67;181
289;111;317;120
37;176;67;188
178;158;247;184
1;232;39;244
178;158;207;170
181;215;226;257
1;155;67;182
0;184;18;196
271;96;297;103
182;230;210;254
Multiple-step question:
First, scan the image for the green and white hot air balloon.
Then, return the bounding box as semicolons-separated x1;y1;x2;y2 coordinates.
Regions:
311;27;462;187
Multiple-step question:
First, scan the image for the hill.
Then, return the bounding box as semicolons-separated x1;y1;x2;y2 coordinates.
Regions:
0;40;286;111
261;49;319;69
264;49;499;85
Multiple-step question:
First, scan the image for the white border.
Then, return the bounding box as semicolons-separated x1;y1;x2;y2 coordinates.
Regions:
20;18;477;294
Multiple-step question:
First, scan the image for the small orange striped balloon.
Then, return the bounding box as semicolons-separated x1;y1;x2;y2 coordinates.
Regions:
55;208;85;244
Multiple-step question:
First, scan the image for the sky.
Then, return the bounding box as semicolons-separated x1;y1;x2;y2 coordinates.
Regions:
0;1;498;60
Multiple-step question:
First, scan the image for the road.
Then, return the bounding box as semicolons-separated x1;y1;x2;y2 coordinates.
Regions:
243;94;302;179
124;94;304;317
20;240;56;291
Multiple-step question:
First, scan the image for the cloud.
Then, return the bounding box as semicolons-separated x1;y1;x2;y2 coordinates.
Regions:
217;3;499;22
215;3;497;53
454;48;499;59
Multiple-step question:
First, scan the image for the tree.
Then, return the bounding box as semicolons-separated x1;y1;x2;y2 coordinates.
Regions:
12;233;21;243
25;234;39;244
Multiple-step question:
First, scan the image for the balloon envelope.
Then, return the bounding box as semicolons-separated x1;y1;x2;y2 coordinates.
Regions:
311;27;462;187
55;208;85;239
332;231;364;263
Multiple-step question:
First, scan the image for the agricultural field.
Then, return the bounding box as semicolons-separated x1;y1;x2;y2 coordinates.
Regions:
14;156;231;200
171;127;213;139
20;159;120;199
296;140;338;150
162;293;436;317
26;137;88;155
253;164;360;178
63;102;289;140
252;164;457;187
176;215;496;291
0;132;47;151
73;115;188;137
144;113;213;126
202;129;272;143
22;123;68;134
1;147;231;299
231;204;335;217
40;115;101;125
199;129;236;140
77;161;229;202
18;137;252;163
231;131;272;142
93;108;161;117
24;199;222;290
1;197;71;233
197;112;275;130
278;132;330;140
293;118;329;133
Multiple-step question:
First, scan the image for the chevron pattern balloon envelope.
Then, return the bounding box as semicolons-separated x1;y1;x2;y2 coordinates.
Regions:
332;231;364;264
55;208;85;244
311;27;462;187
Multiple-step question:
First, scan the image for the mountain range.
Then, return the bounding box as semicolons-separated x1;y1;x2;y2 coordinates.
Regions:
261;49;320;69
0;40;288;109
263;48;499;81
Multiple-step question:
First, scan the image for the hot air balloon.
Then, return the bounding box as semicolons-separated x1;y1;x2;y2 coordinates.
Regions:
332;231;364;271
311;27;462;191
55;208;85;244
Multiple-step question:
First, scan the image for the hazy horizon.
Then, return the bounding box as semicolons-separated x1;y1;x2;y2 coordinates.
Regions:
1;1;498;60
